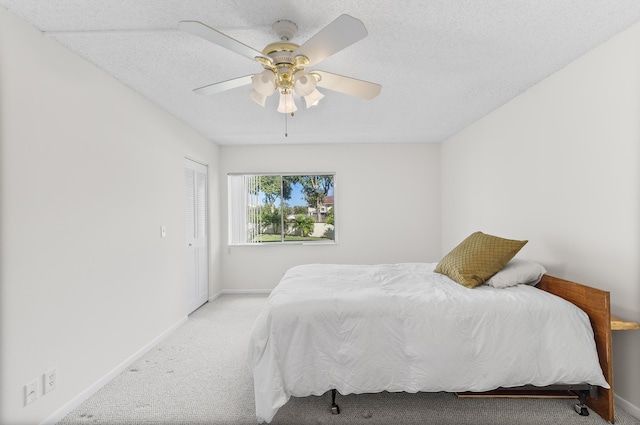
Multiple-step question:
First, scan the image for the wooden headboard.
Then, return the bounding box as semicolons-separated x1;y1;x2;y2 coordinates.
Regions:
537;274;613;423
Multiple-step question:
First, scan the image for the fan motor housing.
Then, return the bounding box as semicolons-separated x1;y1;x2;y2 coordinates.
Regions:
262;42;298;64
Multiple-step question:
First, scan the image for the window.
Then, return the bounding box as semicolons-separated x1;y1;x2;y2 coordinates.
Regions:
228;173;335;245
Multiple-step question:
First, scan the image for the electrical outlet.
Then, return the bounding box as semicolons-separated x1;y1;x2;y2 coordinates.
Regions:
24;379;38;405
43;368;57;394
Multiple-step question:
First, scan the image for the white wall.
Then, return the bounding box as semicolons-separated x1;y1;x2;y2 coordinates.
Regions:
5;1;636;421
441;20;640;417
220;143;441;291
0;8;221;424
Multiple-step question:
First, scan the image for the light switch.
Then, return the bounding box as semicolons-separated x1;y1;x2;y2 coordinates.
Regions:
161;226;167;238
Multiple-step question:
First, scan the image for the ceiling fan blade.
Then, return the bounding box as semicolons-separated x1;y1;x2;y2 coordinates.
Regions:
313;70;381;100
179;20;268;63
193;75;253;96
293;15;368;67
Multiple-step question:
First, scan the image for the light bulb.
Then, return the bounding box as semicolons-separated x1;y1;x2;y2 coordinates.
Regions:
251;69;276;96
277;92;297;114
304;89;324;108
248;89;266;107
293;71;316;97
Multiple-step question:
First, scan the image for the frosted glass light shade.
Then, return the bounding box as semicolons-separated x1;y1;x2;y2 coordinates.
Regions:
248;89;267;107
277;92;297;113
304;89;324;108
252;70;276;96
293;72;316;96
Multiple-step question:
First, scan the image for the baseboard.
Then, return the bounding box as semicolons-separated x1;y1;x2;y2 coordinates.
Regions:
222;288;272;294
615;393;640;420
209;288;271;302
39;316;188;425
209;290;224;302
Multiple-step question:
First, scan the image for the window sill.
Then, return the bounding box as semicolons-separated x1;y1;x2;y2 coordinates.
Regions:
229;241;338;247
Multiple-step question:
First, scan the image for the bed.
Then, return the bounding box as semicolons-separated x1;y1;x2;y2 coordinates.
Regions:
247;234;613;424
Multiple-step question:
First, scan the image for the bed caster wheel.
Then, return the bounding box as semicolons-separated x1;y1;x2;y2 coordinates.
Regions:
330;389;340;415
574;404;589;416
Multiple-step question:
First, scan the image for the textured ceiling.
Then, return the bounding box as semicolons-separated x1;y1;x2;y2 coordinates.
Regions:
2;1;640;145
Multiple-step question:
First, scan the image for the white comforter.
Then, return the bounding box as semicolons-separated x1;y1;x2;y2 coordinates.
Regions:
248;263;609;423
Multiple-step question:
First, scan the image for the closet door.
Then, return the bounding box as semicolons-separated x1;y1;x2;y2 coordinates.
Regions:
185;158;209;314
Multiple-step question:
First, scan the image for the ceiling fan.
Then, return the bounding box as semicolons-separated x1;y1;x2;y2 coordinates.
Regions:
178;14;382;114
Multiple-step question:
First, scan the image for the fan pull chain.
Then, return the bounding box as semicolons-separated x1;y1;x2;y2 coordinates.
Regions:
283;94;294;137
284;110;288;137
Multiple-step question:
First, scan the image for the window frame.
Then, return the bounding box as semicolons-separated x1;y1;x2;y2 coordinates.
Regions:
227;172;337;246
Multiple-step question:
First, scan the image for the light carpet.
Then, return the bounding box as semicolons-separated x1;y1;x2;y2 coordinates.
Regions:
59;295;640;425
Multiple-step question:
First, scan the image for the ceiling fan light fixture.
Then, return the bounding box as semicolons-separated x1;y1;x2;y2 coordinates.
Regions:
277;92;297;113
293;72;316;97
181;15;381;120
252;69;277;96
304;89;325;108
248;89;267;107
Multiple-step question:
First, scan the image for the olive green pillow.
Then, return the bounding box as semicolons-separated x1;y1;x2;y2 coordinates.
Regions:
434;231;528;288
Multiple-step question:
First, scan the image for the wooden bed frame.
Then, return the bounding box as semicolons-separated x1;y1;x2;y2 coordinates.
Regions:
536;274;613;423
460;275;614;422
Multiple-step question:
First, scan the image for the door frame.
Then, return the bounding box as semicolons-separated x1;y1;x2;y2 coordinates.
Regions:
184;157;210;314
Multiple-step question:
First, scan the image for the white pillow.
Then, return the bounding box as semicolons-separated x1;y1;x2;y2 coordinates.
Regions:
484;259;546;288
